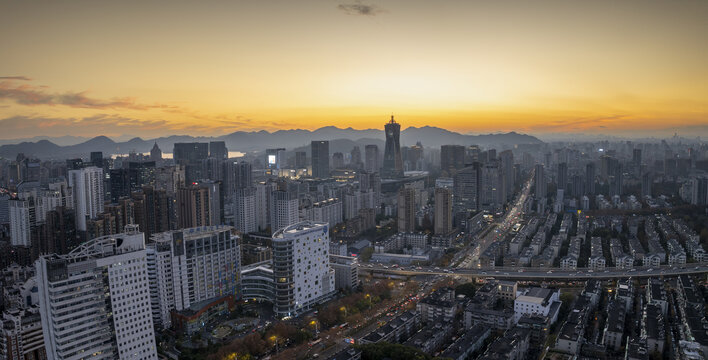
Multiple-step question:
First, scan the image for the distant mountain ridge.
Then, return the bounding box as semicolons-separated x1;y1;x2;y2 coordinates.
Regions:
0;126;542;160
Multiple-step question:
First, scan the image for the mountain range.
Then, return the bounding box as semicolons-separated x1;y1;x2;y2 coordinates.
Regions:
0;126;542;160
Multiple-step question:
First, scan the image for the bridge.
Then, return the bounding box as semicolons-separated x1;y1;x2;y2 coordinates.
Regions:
357;262;708;279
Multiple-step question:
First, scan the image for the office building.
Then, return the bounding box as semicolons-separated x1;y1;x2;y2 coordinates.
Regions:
173;142;209;183
311;141;330;179
535;164;546;200
36;225;157;359
382;116;403;178
150;142;162;161
271;221;335;318
454;163;480;213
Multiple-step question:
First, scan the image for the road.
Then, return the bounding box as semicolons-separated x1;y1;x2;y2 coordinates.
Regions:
457;172;534;268
359;262;708;279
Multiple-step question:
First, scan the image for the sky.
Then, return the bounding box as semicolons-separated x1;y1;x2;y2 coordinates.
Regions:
1;0;707;139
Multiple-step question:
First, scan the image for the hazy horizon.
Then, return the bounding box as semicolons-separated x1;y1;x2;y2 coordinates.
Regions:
2;0;708;139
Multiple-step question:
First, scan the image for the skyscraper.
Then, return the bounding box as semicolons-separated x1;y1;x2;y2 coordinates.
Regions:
480;160;502;211
364;144;380;173
271;221;335;318
434;187;452;235
173;142;209;183
499;150;514;202
397;187;416;232
535;164;547;200
36;225;157;360
382;116;403;178
557;162;568;192
641;171;652;198
350;146;362;169
311;141;330;178
68;166;104;231
586;162;596;196
440;145;466;174
150;142;162;161
453;163;481;213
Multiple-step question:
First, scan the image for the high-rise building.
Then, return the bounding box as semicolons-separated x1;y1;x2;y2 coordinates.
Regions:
691;177;708;206
36;225;157;360
586;162;596;196
332;152;344;169
499;150;514;202
295;151;307;169
90;151;104;168
480;160;502;211
209;141;228;159
177;185;211;228
9;198;32;247
535;164;547;200
266;148;286;170
150;142;162;161
633;148;642;175
454;163;481;213
382;116;403;178
350;146;362;169
255;182;275;231
147;226;240;329
364;144;380;173
397;187;416;232
0;306;46;360
440;145;466;174
233;187;257;234
434;187;453;235
641;172;652;198
557;162;568;192
173;142;209;183
270;190;299;234
68;166;104;231
311;141;330;179
131;186;171;238
271;221;335;318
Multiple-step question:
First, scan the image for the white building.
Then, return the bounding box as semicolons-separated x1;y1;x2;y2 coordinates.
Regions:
68;166;104;231
9;199;31;247
270;190;299;235
35;225;157;360
513;287;561;323
272;221;335;318
233;187;257;234
147;226;240;329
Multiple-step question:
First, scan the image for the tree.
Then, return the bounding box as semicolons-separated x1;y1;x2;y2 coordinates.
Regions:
455;282;476;298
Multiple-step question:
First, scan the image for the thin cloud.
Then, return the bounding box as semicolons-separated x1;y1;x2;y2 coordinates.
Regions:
0;76;32;81
338;1;385;16
0;79;178;110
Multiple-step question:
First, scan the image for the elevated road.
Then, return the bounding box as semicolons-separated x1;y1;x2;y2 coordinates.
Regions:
359;262;708;279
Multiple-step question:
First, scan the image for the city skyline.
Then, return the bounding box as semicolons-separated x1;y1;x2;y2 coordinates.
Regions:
2;0;708;139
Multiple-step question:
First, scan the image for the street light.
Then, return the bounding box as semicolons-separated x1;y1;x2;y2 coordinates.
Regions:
340;306;347;317
365;294;372;309
310;320;319;334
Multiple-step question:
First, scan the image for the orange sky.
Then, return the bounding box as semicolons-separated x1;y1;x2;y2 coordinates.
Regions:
1;0;707;139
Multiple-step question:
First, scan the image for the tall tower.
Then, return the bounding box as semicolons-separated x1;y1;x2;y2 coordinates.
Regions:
382;115;403;178
311;141;330;179
68;166;104;231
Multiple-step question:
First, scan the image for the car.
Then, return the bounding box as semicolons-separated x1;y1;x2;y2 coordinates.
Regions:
547;270;553;274
647;268;653;272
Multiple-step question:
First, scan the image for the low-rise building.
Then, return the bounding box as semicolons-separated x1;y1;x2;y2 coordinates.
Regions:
513;287;561;323
416;287;459;323
440;324;491;360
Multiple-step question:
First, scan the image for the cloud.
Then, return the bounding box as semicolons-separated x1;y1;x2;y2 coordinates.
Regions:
0;76;31;81
0;114;170;139
337;1;385;16
0;79;177;110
